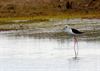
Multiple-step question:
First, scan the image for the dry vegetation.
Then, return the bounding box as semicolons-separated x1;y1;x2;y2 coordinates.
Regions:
0;0;100;18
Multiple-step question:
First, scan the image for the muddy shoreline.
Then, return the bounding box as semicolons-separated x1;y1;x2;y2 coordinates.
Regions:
0;18;100;39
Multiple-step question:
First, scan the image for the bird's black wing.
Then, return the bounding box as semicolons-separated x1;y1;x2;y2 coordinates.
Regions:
72;28;83;34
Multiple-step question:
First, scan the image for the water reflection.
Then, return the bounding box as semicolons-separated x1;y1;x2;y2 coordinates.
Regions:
0;32;100;71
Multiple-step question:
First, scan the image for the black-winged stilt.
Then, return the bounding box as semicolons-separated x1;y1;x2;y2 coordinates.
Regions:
63;26;84;59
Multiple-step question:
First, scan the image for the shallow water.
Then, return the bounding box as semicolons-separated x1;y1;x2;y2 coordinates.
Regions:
0;31;100;71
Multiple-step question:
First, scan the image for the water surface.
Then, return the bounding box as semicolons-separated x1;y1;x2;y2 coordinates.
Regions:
0;31;100;71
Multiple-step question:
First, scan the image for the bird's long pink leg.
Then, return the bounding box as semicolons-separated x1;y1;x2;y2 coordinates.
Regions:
75;36;78;57
73;36;78;59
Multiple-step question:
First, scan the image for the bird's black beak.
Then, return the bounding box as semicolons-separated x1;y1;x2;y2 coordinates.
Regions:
62;27;66;31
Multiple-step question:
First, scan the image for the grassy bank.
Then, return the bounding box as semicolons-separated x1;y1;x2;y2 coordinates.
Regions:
0;11;99;30
0;10;100;22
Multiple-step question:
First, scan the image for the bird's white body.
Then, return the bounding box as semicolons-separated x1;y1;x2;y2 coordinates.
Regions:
63;27;75;35
63;26;83;35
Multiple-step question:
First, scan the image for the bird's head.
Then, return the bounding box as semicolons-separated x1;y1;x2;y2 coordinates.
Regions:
65;26;67;28
63;26;69;30
63;26;68;32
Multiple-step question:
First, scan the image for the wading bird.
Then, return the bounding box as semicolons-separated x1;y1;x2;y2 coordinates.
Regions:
63;26;84;59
